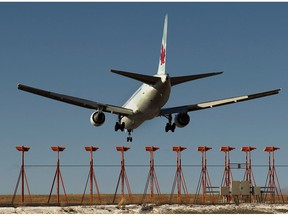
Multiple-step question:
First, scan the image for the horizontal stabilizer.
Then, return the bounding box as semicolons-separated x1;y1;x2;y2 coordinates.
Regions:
170;71;223;86
111;69;161;85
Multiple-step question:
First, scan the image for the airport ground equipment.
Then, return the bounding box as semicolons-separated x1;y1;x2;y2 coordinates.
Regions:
81;146;101;204
142;146;162;203
113;146;132;205
12;146;32;204
169;146;189;204
48;146;68;204
262;146;284;203
194;146;216;203
220;146;235;202
241;146;257;202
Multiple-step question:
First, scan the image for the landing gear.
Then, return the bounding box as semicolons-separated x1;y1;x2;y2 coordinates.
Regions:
115;115;125;132
164;114;176;132
165;122;176;132
115;122;125;132
115;115;133;142
127;130;133;142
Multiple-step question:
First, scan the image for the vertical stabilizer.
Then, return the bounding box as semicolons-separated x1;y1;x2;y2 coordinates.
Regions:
157;14;168;75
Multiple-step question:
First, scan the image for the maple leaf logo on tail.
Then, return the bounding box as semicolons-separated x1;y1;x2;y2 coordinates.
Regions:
157;15;168;75
160;44;166;65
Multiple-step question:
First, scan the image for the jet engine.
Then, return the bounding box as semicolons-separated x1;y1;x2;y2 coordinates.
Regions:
90;111;105;127
174;113;190;128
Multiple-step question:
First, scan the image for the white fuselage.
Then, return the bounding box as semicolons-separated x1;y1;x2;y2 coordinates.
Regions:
121;75;171;130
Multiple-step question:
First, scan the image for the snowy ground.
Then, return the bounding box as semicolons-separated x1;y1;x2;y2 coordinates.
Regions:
1;203;288;214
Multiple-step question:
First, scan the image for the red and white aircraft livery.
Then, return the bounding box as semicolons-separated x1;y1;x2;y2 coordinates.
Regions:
18;15;280;142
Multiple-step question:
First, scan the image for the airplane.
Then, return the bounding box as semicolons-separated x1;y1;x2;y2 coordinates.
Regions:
18;15;280;142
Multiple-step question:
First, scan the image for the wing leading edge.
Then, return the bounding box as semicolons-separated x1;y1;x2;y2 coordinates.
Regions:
17;84;133;116
160;89;281;116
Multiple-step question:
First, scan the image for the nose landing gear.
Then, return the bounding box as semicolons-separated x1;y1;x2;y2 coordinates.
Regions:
127;130;133;142
115;115;133;142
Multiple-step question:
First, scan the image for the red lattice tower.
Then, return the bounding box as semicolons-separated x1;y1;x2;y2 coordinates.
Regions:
142;146;162;203
48;146;69;204
220;146;235;202
81;146;101;204
170;146;189;204
112;146;132;205
241;146;257;187
195;146;215;203
263;146;284;203
12;146;32;204
241;146;257;202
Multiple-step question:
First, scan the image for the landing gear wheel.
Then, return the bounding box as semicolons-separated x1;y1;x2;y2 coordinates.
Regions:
115;122;119;131
171;123;176;132
165;123;170;132
165;122;176;132
164;114;176;132
115;122;125;132
120;122;125;131
127;130;133;142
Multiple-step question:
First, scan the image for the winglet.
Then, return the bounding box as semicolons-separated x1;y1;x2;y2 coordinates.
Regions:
157;14;168;75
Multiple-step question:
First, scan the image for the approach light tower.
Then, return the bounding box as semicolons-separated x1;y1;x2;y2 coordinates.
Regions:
170;146;189;204
263;146;284;203
220;146;235;202
241;146;257;187
81;146;101;204
142;146;162;204
12;146;32;204
48;146;69;204
195;146;215;204
241;146;257;203
113;146;132;205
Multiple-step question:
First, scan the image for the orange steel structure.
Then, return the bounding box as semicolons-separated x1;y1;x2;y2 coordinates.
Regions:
48;146;68;204
263;146;284;203
81;146;101;204
113;146;132;204
195;146;215;203
241;146;257;202
170;146;189;203
142;146;161;203
12;146;32;204
241;146;257;186
220;146;235;202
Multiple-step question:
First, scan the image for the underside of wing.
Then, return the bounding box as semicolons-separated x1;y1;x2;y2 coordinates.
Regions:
160;89;281;116
18;84;133;116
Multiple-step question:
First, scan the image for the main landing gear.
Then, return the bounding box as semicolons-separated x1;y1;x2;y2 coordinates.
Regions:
115;121;125;132
165;114;176;132
115;115;125;132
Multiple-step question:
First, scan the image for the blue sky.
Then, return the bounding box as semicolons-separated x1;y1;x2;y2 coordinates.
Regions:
0;2;288;196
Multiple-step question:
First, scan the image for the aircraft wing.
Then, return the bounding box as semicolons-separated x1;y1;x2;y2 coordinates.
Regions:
159;89;281;116
17;84;134;116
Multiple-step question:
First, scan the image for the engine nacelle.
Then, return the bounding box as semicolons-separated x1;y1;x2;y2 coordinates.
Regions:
174;113;190;128
90;111;105;127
